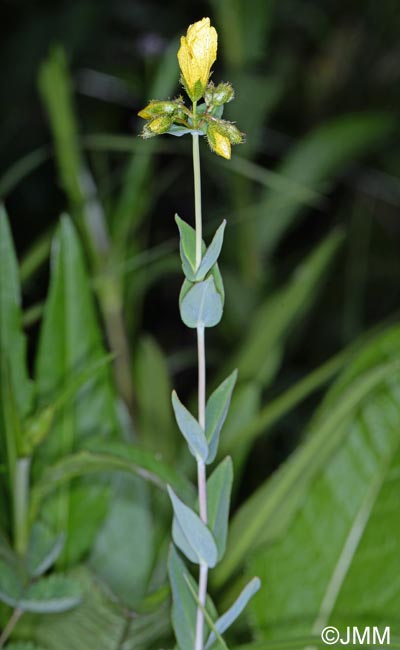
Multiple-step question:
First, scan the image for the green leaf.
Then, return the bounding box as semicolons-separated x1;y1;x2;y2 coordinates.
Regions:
213;352;400;587
180;277;223;329
26;522;65;578
258;113;396;255
34;216;119;565
230;230;343;385
196;221;226;281
206;370;238;464
134;336;177;460
176;214;198;281
30;440;193;522
168;487;218;568
16;566;169;650
168;544;196;650
205;577;261;649
207;458;233;560
172;391;208;462
0;559;81;613
247;324;400;641
89;475;154;607
0;206;33;418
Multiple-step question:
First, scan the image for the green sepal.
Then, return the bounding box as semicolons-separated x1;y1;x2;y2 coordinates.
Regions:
207;457;233;561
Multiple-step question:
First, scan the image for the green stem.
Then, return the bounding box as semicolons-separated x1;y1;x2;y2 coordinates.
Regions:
13;457;31;556
192;105;208;650
0;608;22;647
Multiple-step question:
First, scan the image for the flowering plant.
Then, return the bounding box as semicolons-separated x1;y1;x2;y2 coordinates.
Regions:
139;17;259;650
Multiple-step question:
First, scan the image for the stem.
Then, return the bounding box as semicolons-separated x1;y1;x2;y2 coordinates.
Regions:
13;457;30;556
192;112;208;649
0;608;22;647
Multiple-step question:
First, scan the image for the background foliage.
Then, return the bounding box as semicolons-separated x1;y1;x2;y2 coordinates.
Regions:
0;0;400;648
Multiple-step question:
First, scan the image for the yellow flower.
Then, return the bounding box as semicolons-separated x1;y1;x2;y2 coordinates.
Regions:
177;17;218;102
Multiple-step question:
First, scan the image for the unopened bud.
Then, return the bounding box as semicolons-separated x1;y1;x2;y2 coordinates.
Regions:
205;82;235;106
207;124;231;159
138;100;179;120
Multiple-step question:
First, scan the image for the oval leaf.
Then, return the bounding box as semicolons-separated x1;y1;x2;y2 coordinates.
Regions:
196;220;226;281
206;370;238;464
180;277;223;329
168;486;218;568
172;391;208;461
207;457;233;561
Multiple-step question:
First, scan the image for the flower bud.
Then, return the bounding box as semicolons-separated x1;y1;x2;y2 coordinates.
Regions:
177;18;218;102
207;125;231;159
141;115;173;138
205;82;234;106
138;100;179;120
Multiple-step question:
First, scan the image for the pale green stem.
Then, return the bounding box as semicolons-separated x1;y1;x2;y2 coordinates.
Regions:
192;106;208;650
13;457;30;556
0;608;23;647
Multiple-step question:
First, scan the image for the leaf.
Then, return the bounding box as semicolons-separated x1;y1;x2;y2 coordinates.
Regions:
0;206;33;418
213;354;400;587
0;559;81;613
168;544;196;650
247;323;400;641
229;229;343;386
30;440;194;522
180;277;223;329
134;336;177;460
168;487;218;568
16;566;169;650
176;214;198;281
207;458;233;560
206;370;238;464
205;577;261;649
34;216;119;565
196;221;226;281
258;112;396;255
172;391;208;461
89;475;154;607
26;521;65;578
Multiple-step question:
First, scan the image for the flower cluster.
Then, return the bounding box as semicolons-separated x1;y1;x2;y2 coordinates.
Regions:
138;17;244;159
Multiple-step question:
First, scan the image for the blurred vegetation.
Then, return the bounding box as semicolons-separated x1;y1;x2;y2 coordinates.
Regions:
0;0;400;648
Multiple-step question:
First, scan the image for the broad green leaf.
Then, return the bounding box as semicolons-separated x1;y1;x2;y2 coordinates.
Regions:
90;475;154;607
26;522;65;578
229;230;343;386
134;336;177;460
30;440;193;521
172;391;208;461
207;457;233;560
34;216;118;565
0;559;81;613
168;544;196;650
213;353;400;587
17;566;169;650
205;577;261;649
180;277;223;329
168;487;218;568
206;370;238;463
176;214;198;280
247;324;400;640
196;221;226;281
